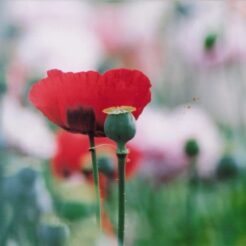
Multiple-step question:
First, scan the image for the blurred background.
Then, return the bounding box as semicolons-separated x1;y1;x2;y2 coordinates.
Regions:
1;0;246;245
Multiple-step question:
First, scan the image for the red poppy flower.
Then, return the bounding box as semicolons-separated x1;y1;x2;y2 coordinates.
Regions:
52;130;89;178
29;68;151;136
52;130;142;180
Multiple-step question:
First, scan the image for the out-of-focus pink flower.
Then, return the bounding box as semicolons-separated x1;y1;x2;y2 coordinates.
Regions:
2;96;56;158
6;58;27;100
132;106;222;180
230;0;246;18
132;108;187;181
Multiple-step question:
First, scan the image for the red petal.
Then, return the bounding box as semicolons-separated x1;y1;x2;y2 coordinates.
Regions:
52;130;89;177
125;143;142;179
29;69;101;128
52;131;143;180
29;68;151;136
97;68;151;123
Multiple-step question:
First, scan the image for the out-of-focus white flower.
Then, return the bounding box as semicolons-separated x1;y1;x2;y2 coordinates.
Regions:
8;0;103;74
132;108;187;181
172;105;222;176
93;2;166;77
177;3;246;67
8;0;90;27
133;106;222;179
132;108;172;151
94;1;166;50
2;96;56;158
17;24;103;74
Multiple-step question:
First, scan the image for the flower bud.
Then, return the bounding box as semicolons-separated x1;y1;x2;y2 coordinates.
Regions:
184;138;200;158
216;155;238;180
103;107;136;144
98;156;115;178
204;32;217;51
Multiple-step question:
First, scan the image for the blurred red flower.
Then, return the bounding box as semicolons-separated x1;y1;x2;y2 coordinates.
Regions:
52;130;142;182
51;130;143;236
29;68;151;136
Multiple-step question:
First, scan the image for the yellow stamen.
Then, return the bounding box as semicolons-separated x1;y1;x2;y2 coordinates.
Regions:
103;106;136;115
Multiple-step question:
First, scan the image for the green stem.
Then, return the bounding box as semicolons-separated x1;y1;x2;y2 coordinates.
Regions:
0;203;19;246
117;143;128;246
88;133;101;229
186;157;198;245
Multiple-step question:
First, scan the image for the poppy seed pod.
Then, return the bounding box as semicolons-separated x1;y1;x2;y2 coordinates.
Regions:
184;138;200;158
216;155;238;180
204;32;217;51
98;156;115;178
104;111;136;144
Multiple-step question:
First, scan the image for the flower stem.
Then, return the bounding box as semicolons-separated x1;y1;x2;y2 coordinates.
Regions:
117;143;128;246
186;157;198;245
88;133;101;229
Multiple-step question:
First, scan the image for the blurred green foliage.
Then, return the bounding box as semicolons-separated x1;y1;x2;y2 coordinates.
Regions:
105;172;246;246
1;148;246;245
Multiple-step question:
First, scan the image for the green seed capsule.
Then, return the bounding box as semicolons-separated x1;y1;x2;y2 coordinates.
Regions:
184;138;200;158
104;112;136;144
